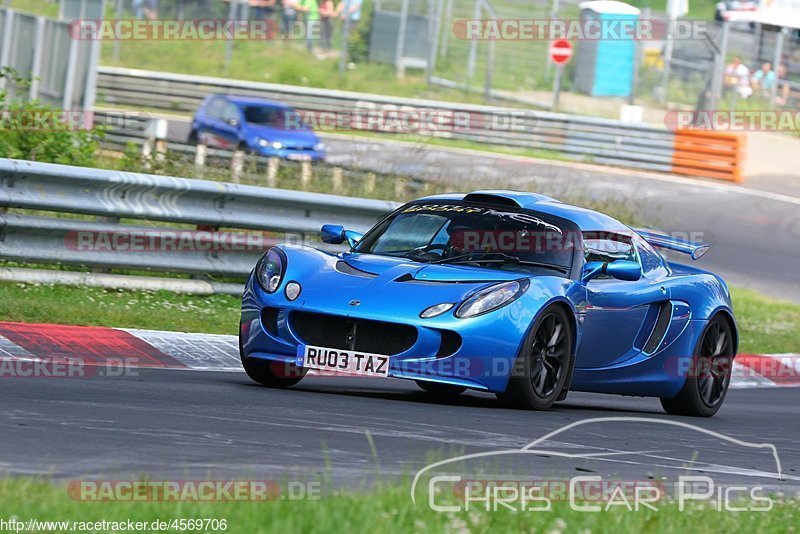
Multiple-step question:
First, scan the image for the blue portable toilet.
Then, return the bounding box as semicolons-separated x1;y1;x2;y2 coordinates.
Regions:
573;1;640;98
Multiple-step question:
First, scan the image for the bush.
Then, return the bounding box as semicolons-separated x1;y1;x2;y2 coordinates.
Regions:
0;68;101;167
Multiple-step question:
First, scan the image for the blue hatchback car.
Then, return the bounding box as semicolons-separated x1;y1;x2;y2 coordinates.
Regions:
189;95;326;161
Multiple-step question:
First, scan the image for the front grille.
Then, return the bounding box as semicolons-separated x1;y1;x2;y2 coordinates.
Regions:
291;311;417;355
436;330;462;358
261;307;279;335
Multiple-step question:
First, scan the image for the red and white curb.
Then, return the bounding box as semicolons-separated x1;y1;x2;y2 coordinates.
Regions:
0;321;797;389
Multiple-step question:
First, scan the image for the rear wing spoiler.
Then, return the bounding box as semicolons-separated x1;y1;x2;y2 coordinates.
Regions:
635;229;710;260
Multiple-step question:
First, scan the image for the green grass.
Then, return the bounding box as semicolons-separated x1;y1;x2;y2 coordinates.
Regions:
0;477;797;533
0;282;240;334
0;282;797;354
731;287;800;354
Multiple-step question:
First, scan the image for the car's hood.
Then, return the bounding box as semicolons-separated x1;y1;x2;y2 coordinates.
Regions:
280;248;563;319
344;253;522;283
245;124;318;146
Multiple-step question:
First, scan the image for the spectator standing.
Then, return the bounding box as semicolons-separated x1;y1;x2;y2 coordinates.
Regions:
280;0;299;41
319;0;335;57
296;0;320;52
250;0;278;41
776;64;791;106
335;0;362;23
724;57;752;100
133;0;158;19
752;61;776;97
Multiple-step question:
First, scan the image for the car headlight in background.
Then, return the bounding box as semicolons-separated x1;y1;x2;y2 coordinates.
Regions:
314;142;325;152
455;280;529;318
255;248;286;293
420;302;455;318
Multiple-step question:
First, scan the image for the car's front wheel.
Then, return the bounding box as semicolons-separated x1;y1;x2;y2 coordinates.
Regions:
660;315;735;417
498;306;574;410
240;338;306;388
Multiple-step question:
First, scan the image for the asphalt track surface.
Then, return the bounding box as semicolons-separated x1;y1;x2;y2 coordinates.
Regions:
2;369;799;492
161;118;800;302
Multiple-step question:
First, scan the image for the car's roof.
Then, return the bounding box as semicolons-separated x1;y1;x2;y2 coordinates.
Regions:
412;190;631;233
211;94;290;108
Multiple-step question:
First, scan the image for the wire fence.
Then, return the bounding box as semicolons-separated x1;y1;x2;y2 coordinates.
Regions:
6;0;800;121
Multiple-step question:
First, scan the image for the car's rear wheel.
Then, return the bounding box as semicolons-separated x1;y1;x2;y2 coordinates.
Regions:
497;306;573;410
660;315;735;417
415;380;467;396
240;337;305;388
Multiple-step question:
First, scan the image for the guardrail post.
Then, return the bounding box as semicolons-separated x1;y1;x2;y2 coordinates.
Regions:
231;149;245;183
331;167;344;193
301;161;312;188
266;157;279;187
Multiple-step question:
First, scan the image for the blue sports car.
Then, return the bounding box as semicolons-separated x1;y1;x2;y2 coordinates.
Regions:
240;191;738;417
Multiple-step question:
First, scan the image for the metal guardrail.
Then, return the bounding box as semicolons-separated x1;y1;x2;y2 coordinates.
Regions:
0;158;399;278
96;66;677;173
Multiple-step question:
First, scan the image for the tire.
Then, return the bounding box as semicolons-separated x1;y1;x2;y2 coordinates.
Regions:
240;337;305;388
415;380;466;396
187;129;198;144
497;306;574;410
660;315;735;417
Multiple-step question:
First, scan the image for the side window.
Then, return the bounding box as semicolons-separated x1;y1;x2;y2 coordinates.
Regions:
206;98;225;119
222;102;241;124
582;232;638;274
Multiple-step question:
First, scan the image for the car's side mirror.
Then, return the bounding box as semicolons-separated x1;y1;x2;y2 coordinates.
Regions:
320;225;363;248
226;117;240;127
582;260;641;283
321;224;345;244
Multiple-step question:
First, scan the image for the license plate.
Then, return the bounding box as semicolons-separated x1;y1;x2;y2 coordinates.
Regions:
287;154;312;161
297;345;390;377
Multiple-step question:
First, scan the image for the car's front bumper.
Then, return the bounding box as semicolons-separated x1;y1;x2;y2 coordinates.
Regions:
239;274;534;392
255;146;325;162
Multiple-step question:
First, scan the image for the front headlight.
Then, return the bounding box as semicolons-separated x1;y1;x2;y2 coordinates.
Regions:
455;280;529;318
257;138;270;147
271;141;283;149
314;142;325;151
255;247;286;293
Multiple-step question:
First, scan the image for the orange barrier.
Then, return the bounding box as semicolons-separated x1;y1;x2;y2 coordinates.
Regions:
671;130;746;183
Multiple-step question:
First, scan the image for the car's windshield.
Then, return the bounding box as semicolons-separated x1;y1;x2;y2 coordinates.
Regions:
355;203;575;276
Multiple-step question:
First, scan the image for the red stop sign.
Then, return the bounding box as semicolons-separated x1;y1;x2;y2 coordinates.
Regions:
549;39;573;65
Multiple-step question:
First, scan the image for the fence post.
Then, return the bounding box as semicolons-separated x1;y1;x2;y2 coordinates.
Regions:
394;0;410;77
231;149;245;183
768;27;786;109
0;9;15;97
394;177;408;198
484;38;495;102
332;167;344;193
267;157;280;187
28;16;46;101
466;0;480;78
339;6;352;75
427;0;445;88
301;161;312;188
365;172;376;194
194;143;207;177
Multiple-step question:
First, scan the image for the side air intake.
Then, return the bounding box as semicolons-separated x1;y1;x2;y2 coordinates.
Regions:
643;301;673;354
